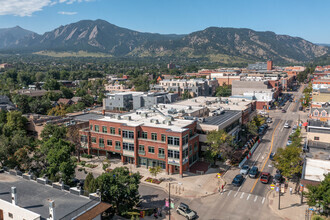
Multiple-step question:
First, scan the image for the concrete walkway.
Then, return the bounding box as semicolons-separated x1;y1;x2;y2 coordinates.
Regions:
75;156;228;199
268;182;308;220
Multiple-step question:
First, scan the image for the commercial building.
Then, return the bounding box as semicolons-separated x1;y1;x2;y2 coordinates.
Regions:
309;105;330;122
247;61;273;71
284;66;306;76
312;78;330;91
173;96;256;124
103;92;178;112
306;120;330;145
0;172;109;220
301;158;330;186
311;89;330;108
208;71;241;86
79;109;199;176
150;78;218;97
197;110;242;149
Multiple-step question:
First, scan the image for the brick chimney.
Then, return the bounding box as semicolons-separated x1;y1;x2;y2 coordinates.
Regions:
11;187;17;205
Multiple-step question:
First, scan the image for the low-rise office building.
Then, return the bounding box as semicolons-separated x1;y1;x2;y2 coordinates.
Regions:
150;78;218;97
306;120;330;145
103;92;178;112
79;109;199;176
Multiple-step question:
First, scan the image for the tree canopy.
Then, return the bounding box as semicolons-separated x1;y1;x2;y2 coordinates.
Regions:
206;129;234;164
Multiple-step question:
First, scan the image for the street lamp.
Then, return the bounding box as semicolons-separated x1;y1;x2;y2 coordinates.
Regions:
168;182;182;220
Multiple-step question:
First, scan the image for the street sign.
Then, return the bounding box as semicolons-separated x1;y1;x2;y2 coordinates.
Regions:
309;208;314;211
275;187;279;192
270;184;275;190
217;173;221;178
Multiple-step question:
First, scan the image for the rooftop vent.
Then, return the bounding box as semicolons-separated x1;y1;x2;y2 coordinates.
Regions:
124;116;131;121
116;115;121;120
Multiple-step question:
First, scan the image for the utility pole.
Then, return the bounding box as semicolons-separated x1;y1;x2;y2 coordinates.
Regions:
169;183;171;220
278;190;281;210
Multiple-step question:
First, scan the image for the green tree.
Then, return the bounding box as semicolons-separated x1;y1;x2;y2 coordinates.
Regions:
60;86;74;99
2;111;27;137
273;146;302;179
43;79;61;90
42;137;76;184
216;84;232;97
84;172;95;192
305;173;329;214
149;166;162;179
205;129;234;164
41;124;67;141
81;94;94;107
182;90;192;100
96;167;141;215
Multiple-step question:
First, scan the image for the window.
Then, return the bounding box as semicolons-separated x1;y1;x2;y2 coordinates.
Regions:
183;148;188;158
123;143;134;151
151;133;157;141
189;129;193;137
168;136;180;146
148;146;155;154
94;125;99;132
138;145;145;154
314;136;320;141
182;135;189;146
81;135;87;143
115;141;121;150
168;150;173;158
194;142;198;152
91;137;96;143
174;151;180;159
107;139;112;146
102;126;107;133
90;124;93;130
158;148;165;158
313;110;319;117
161;134;166;142
168;150;179;159
123;130;134;139
189;145;193;155
118;128;121;135
321;111;327;117
8;213;13;218
99;138;104;147
142;131;148;139
110;127;115;134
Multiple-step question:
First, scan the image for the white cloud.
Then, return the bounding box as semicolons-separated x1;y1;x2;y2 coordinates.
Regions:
58;11;77;15
0;0;93;17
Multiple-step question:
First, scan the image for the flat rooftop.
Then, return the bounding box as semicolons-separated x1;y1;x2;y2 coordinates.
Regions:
71;113;107;122
203;110;241;126
0;173;99;220
173;96;254;111
96;109;194;132
303;158;330;182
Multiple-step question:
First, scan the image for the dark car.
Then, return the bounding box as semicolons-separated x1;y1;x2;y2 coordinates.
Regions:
281;109;287;113
260;172;271;184
249;166;259;178
273;173;283;184
269;152;276;161
232;174;244;187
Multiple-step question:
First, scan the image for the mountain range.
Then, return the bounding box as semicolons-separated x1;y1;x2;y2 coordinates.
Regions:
0;19;328;63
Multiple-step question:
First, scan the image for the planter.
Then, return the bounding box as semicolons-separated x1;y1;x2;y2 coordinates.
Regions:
145;177;162;184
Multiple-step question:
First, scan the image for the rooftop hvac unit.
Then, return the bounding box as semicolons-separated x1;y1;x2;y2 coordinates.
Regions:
116;115;121;120
154;119;159;124
124;116;131;120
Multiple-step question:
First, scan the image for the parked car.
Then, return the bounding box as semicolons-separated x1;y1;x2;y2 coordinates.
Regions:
266;118;272;123
292;125;298;130
284;123;290;128
249;167;259;178
269;152;276;161
299;106;303;111
232;174;244;187
282;109;287;113
260;172;271;184
273;173;283;184
240;165;250;175
176;203;197;220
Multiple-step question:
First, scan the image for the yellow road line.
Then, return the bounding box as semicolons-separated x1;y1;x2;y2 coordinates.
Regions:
250;120;281;193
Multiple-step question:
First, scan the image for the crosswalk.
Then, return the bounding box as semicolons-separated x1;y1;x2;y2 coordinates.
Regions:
220;190;266;204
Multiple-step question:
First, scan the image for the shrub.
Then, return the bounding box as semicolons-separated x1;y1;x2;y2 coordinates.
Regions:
81;153;93;159
80;161;86;166
85;164;97;169
71;156;78;163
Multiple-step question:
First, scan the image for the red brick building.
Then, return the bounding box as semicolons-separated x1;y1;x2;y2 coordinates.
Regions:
80;110;199;176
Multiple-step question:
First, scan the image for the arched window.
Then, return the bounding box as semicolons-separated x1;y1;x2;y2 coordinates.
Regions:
321;110;327;117
313;110;319;117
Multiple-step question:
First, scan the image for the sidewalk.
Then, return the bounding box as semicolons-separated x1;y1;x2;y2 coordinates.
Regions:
75;156;227;199
268;182;308;220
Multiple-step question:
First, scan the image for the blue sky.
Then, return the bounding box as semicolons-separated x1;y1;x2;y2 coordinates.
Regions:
0;0;329;43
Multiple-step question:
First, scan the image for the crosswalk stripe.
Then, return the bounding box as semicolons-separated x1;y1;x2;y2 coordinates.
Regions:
262;197;265;204
234;191;239;197
254;196;258;202
247;194;251;200
240;192;245;199
227;190;232;197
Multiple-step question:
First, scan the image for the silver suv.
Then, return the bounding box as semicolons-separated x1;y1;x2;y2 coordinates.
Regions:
176;203;197;219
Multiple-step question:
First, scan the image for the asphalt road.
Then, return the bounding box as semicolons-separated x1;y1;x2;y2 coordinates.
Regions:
138;85;307;220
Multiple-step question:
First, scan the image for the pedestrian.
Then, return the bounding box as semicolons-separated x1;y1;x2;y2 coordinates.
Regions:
290;187;293;195
221;184;224;192
158;208;162;217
